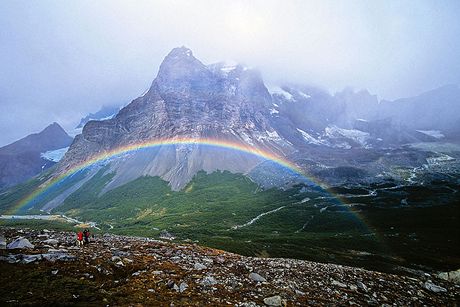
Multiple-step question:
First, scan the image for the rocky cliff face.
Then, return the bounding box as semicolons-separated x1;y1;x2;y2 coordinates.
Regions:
59;47;292;190
48;47;460;197
0;123;72;189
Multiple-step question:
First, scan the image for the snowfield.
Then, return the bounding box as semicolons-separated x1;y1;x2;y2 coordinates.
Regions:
325;126;370;147
41;147;69;162
296;128;327;146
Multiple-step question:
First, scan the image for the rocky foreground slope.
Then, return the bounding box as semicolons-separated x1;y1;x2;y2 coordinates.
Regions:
0;228;458;306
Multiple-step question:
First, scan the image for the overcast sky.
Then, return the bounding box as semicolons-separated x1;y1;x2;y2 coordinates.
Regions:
1;0;459;146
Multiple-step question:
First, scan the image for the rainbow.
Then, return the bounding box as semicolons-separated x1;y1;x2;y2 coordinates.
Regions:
9;137;369;230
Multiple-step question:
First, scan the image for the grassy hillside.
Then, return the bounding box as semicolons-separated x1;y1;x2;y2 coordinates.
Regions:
1;169;459;274
48;170;459;273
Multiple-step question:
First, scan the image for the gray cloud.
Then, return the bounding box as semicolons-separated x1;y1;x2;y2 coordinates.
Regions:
1;0;459;146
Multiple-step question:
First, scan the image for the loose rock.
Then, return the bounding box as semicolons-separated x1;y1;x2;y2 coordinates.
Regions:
263;295;283;306
7;237;34;249
331;280;347;288
194;262;207;270
357;281;368;292
249;272;266;282
43;239;59;246
424;281;447;293
0;227;458;306
179;282;188;293
437;269;460;284
201;276;218;286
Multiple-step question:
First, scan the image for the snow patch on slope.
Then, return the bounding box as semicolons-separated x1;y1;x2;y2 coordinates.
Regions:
325;126;370;147
266;130;282;141
41;147;69;162
68;128;83;137
296;128;327;146
299;91;311;99
221;65;237;73
269;86;293;101
416;130;445;139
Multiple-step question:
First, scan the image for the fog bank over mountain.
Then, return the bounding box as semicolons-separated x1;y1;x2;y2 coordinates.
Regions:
1;0;459;146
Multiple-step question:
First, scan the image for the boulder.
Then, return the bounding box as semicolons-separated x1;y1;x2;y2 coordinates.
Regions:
0;255;18;264
263;295;283;306
112;250;130;257
179;282;188;293
194;262;207;270
437;269;460;284
200;276;218;286
249;272;266;282
424;281;447;293
7;237;34;249
331;280;347;288
111;256;121;262
43;239;59;246
42;253;76;262
21;254;43;264
357;281;368;292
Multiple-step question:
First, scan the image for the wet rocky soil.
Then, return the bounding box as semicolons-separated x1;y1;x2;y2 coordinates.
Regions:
0;227;458;306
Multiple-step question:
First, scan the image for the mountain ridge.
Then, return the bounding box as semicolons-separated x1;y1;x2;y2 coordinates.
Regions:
0;122;72;189
3;47;460;215
56;47;293;191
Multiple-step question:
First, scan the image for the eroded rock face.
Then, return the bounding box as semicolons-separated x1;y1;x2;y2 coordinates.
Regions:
58;47;292;191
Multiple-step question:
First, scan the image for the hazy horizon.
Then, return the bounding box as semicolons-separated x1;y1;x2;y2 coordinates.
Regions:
1;0;460;146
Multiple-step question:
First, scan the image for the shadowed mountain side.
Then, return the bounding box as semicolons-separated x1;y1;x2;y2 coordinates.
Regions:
0;123;72;189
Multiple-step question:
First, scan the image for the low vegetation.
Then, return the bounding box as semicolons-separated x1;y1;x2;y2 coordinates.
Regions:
1;170;459;274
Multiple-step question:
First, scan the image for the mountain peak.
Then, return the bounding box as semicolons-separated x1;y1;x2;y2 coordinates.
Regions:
154;47;211;93
42;122;67;136
167;46;194;58
159;46;199;70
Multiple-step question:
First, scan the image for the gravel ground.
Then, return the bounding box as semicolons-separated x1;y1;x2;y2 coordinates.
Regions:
0;227;458;306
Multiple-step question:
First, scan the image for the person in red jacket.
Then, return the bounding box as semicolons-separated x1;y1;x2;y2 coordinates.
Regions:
76;230;84;247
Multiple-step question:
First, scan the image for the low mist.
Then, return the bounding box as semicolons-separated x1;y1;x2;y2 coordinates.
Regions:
1;0;459;145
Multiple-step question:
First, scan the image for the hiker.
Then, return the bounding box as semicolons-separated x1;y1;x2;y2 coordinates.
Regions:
83;229;90;244
76;230;83;247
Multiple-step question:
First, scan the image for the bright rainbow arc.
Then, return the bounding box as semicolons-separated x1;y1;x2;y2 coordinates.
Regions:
11;137;345;217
